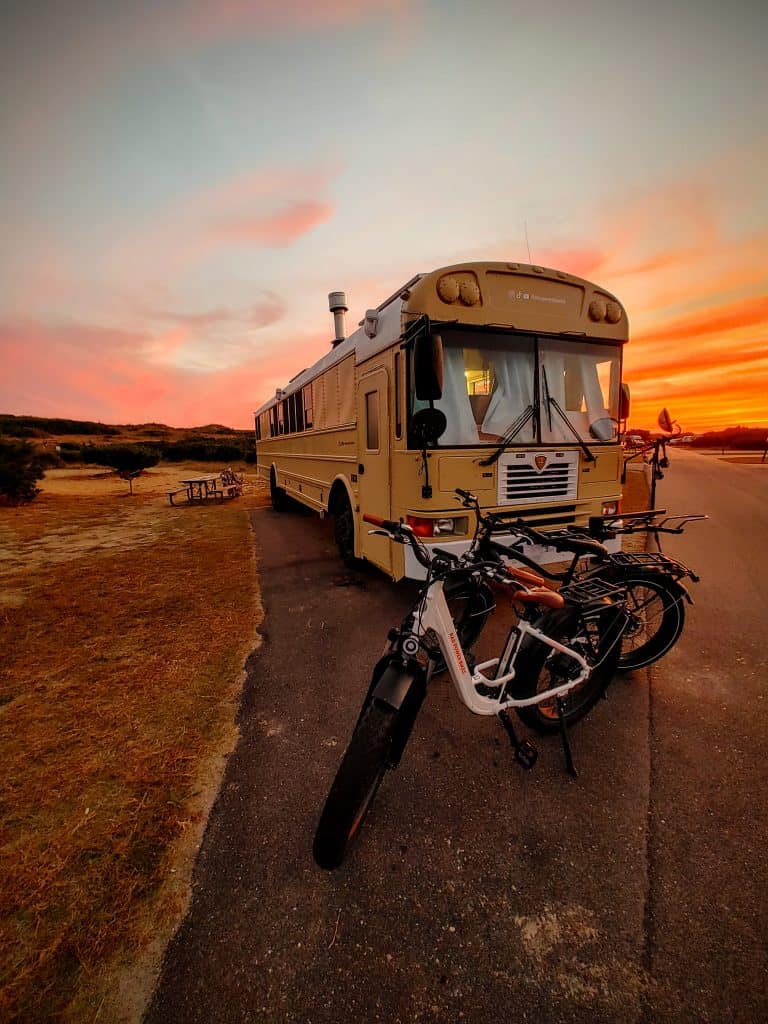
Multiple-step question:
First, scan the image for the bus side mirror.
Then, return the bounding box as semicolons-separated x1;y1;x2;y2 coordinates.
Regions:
414;332;444;401
619;383;630;421
658;407;672;433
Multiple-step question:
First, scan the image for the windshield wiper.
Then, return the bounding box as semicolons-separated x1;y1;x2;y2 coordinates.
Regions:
541;367;596;463
479;405;535;466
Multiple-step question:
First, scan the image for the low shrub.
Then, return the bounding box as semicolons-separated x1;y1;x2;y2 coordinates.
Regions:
0;438;47;503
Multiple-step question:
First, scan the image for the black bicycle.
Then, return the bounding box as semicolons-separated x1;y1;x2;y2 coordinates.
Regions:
450;493;705;673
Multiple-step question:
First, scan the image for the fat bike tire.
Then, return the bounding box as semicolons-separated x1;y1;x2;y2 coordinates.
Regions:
611;571;685;671
511;605;623;734
313;700;399;870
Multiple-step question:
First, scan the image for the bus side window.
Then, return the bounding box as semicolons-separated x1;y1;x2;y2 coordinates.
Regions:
303;385;313;429
365;391;379;450
394;352;402;439
255;416;261;441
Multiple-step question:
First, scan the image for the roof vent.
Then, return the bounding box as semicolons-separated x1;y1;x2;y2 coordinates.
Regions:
328;291;348;347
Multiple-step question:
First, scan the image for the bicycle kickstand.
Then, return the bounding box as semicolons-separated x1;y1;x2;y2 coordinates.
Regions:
556;697;578;779
498;709;538;770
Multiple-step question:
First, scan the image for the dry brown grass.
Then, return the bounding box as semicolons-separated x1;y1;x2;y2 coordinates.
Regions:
0;465;266;1022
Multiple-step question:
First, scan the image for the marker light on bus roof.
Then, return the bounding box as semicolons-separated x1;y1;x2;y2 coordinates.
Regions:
605;301;622;324
459;280;480;305
437;276;460;303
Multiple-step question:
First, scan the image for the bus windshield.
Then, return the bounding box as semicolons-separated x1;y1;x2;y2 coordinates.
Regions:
413;330;621;446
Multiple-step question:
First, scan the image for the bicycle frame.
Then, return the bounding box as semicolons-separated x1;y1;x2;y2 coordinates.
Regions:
413;579;590;717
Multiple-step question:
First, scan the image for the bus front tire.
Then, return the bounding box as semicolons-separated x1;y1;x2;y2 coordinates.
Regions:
333;493;357;565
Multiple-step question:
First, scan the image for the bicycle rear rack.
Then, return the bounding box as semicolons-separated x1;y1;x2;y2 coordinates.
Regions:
607;551;696;579
610;552;676;568
560;577;625;610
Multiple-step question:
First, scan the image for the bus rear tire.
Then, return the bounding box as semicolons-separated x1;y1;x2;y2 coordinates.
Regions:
269;468;289;512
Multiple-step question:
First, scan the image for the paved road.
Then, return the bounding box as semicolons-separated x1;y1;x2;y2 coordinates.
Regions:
634;448;768;1022
146;452;767;1024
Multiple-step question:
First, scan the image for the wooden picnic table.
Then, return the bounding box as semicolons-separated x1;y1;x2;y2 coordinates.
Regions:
167;471;244;506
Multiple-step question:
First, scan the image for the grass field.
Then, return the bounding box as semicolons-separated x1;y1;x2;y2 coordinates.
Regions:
0;464;266;1022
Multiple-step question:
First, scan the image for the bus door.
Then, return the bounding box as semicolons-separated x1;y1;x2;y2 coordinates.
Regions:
357;367;392;573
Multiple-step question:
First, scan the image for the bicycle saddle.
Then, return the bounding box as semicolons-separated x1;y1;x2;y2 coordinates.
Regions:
545;531;608;560
511;587;565;609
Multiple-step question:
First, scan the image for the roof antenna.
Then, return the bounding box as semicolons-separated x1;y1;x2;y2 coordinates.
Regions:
524;220;532;264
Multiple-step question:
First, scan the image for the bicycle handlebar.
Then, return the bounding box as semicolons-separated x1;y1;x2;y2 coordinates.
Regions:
362;512;432;569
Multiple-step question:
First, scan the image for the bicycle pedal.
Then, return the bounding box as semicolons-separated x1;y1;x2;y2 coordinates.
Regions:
514;740;538;770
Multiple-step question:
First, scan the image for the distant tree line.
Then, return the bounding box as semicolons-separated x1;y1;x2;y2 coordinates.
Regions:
0;414;121;438
691;427;768;449
70;435;255;465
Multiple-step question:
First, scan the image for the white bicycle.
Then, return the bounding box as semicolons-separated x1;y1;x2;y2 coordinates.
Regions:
313;499;628;870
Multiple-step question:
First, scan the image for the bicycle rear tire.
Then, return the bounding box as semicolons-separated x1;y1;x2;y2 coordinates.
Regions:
510;604;623;734
313;699;399;870
593;569;685;671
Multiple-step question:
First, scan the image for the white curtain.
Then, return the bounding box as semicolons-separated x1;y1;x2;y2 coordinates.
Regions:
481;349;534;440
581;360;614;439
433;347;479;445
539;350;570;442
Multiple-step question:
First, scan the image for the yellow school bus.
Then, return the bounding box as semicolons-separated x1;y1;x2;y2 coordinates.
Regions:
254;261;629;579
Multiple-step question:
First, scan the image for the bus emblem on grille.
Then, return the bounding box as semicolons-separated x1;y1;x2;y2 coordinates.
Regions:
534;456;547;472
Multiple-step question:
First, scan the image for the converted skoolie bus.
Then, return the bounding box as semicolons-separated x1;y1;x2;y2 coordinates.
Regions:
254;261;629;580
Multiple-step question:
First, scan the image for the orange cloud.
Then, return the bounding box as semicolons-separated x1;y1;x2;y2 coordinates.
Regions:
0;318;332;428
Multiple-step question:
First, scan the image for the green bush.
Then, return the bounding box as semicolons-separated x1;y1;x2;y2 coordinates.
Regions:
0;439;47;504
80;445;160;474
159;437;253;462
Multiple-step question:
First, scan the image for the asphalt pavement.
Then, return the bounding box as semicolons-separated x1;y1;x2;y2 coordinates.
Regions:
146;452;767;1024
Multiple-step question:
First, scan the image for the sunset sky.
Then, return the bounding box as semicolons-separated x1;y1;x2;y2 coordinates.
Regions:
2;0;766;432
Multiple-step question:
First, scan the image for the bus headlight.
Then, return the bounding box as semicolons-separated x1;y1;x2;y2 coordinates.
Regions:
405;516;468;537
602;501;619;516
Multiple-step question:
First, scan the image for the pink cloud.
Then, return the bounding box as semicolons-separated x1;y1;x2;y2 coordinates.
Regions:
138;1;413;51
149;293;286;330
108;168;337;290
214;200;335;247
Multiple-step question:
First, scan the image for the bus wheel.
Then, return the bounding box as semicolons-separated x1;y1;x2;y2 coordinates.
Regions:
333;493;357;565
269;468;288;512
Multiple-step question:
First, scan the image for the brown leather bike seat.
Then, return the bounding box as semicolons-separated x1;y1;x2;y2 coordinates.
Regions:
511;587;565;609
505;565;545;587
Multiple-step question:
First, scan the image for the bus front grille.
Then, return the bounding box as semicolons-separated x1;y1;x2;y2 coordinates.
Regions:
498;451;578;505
